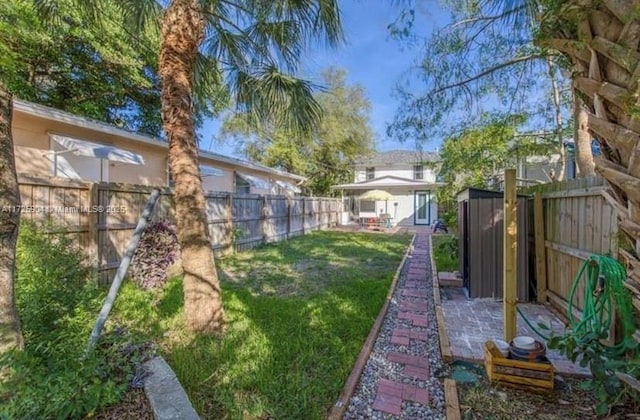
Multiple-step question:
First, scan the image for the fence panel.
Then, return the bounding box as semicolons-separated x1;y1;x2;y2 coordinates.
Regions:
525;176;618;313
290;198;304;237
265;195;289;242
18;176;342;284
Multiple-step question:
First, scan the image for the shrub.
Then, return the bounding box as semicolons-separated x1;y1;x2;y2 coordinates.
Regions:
0;223;145;418
129;218;179;290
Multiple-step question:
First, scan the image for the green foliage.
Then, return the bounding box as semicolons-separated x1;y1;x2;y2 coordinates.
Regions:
544;256;640;415
435;114;522;209
218;67;375;196
0;223;144;418
432;234;459;272
388;0;572;150
547;331;640;415
0;0;163;135
112;231;412;418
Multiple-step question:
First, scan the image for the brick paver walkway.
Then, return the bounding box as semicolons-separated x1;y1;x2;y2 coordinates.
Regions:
369;233;437;417
440;294;592;376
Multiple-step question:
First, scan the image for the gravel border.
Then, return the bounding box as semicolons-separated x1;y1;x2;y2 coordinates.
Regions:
344;238;446;419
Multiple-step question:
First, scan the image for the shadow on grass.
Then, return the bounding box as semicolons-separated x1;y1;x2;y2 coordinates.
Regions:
113;231;413;419
218;231;412;297
166;280;390;419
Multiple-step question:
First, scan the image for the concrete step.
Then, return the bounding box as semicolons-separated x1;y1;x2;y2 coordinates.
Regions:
439;272;463;287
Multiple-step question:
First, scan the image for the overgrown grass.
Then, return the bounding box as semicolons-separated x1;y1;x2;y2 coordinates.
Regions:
1;223;143;418
113;230;412;419
432;234;459;272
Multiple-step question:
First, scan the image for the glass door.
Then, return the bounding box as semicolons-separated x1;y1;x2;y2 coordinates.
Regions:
414;191;431;225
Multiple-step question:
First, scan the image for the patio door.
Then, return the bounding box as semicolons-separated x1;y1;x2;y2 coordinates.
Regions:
414;191;431;225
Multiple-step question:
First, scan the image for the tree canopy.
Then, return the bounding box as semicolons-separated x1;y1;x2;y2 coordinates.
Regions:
0;0;165;134
388;0;573;155
218;67;375;196
0;0;229;137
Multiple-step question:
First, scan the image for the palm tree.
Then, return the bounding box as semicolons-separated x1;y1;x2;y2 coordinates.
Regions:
0;85;23;352
532;0;640;313
482;0;639;321
36;0;342;333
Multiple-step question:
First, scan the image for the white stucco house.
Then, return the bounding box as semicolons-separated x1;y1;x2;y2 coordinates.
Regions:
333;150;443;227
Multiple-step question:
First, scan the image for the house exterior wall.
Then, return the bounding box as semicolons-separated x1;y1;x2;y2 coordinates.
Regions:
13;112;168;185
354;164;437;183
12;108;301;195
352;187;438;226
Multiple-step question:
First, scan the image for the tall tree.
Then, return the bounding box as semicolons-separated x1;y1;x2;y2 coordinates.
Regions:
0;85;23;353
1;0;165;135
434;114;549;208
532;0;640;322
218;67;375;196
160;0;340;332
388;0;576;176
36;0;342;333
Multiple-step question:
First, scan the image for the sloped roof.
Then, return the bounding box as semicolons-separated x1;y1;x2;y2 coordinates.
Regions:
13;99;305;182
355;149;439;165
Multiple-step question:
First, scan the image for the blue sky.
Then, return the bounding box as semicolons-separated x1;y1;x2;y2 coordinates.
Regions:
199;0;450;157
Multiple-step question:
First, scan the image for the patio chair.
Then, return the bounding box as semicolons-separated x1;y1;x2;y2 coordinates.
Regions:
432;219;448;233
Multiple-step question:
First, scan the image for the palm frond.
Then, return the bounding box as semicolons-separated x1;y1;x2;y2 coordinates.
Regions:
117;0;163;34
32;0;63;25
194;53;230;114
232;66;323;135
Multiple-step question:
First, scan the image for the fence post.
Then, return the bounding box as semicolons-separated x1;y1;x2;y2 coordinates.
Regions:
262;195;268;244
225;193;233;255
503;168;517;342
534;191;547;303
302;197;306;234
88;182;99;268
286;196;292;239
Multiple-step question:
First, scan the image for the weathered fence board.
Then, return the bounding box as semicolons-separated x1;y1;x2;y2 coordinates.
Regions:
525;175;619;314
17;176;341;284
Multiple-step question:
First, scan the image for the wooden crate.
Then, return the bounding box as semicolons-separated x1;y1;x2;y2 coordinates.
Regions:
484;341;554;391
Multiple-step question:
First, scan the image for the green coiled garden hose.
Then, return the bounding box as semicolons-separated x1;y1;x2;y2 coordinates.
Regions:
517;255;637;357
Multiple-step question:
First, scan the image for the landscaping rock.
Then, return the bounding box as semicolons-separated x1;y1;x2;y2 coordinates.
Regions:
143;356;199;420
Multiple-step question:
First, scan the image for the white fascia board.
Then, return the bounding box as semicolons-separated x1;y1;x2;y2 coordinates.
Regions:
14;99;306;183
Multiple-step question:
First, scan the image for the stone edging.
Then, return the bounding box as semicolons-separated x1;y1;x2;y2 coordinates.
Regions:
143;356;200;420
326;234;417;420
428;235;461;420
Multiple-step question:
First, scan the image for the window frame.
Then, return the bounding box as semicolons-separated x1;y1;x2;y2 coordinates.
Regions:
365;166;375;180
413;164;424;180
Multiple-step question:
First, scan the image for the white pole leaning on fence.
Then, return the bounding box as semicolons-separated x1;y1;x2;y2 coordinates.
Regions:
86;189;161;352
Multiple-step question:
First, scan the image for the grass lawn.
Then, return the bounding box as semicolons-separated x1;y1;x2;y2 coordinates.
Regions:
113;230;412;419
431;234;458;272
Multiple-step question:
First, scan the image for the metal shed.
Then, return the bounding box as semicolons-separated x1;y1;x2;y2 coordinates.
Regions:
457;188;530;301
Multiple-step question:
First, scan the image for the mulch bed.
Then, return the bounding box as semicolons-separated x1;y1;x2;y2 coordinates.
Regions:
92;388;153;420
457;375;640;419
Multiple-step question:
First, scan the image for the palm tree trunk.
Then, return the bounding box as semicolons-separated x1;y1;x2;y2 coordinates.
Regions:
0;86;23;352
543;0;640;314
159;0;224;333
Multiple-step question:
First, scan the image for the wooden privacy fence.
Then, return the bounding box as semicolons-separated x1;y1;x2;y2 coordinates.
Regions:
17;175;342;283
525;176;620;319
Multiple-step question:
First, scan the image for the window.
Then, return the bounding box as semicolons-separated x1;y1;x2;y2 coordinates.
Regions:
413;165;424;180
365;167;375;180
235;173;251;194
360;200;375;212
